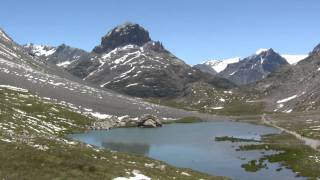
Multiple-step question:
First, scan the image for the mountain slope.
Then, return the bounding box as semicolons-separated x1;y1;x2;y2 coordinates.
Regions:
219;49;288;85
1;27;213;119
254;43;320;112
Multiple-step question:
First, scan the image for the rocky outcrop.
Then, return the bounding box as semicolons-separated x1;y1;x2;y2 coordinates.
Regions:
137;114;163;128
92;22;151;54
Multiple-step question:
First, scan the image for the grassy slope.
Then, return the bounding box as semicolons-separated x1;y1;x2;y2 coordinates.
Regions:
147;83;265;116
0;87;228;180
265;112;320;140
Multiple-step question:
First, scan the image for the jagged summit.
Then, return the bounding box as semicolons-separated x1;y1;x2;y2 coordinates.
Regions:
92;22;151;54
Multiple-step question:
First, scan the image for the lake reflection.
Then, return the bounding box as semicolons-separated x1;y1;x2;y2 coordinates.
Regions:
102;141;150;155
71;121;306;180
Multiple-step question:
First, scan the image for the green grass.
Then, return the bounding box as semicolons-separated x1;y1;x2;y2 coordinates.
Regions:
210;101;265;116
241;159;267;172
238;133;320;179
0;87;228;180
215;136;260;143
146;82;266;116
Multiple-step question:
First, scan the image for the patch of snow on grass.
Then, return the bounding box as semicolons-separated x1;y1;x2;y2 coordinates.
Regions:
90;112;113;119
211;106;224;110
276;95;297;103
126;83;139;87
113;170;151;180
284;109;293;113
181;172;191;176
57;61;74;68
0;85;28;92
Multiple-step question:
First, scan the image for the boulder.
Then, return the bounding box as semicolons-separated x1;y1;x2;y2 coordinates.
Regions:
138;114;162;128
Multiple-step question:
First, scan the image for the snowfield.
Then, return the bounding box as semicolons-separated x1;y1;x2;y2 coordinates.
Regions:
281;54;308;65
203;57;240;73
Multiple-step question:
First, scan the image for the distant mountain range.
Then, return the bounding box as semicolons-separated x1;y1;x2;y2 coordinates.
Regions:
194;49;307;85
2;22;320;115
23;23;234;97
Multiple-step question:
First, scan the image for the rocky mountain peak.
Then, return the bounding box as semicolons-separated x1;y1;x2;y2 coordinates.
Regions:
92;22;151;54
254;48;286;63
310;43;320;57
55;44;75;53
219;48;288;85
256;48;275;56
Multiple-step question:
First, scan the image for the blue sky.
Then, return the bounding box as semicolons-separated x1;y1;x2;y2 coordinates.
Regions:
1;0;320;65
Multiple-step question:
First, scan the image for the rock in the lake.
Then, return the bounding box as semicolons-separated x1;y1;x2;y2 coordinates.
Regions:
138;114;162;128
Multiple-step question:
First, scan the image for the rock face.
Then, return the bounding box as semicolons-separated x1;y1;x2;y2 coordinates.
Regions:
138;114;162;128
219;49;288;85
46;44;89;66
93;23;151;54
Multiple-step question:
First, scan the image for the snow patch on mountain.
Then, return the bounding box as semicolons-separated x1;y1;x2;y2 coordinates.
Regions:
281;54;308;65
203;57;240;73
256;48;270;55
56;60;75;68
23;44;56;57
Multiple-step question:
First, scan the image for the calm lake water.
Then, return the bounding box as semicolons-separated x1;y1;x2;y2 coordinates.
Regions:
71;121;306;180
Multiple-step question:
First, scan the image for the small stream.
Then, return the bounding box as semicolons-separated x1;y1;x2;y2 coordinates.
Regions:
71;121;305;180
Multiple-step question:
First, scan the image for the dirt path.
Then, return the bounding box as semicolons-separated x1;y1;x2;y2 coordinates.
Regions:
261;114;320;151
